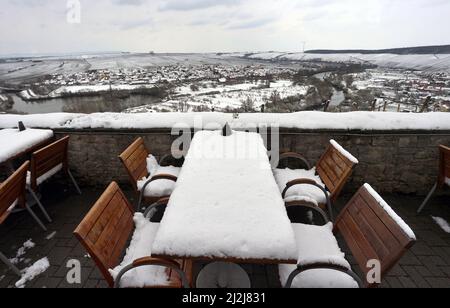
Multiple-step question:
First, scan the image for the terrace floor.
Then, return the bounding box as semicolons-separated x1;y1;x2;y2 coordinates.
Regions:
0;181;449;288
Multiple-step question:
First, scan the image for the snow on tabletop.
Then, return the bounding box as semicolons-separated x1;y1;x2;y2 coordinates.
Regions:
278;265;359;288
0;128;54;164
109;213;169;288
15;257;50;288
151;130;298;261
26;164;63;187
137;155;181;198
431;217;450;234
363;184;416;240
273;167;328;205
1;112;450;131
330;140;359;164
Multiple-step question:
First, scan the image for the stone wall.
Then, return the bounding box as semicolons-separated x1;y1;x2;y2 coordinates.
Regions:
54;129;450;195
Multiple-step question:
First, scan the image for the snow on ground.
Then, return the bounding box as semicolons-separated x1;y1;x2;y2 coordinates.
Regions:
126;79;308;113
9;239;35;265
431;217;450;234
244;52;450;72
45;231;57;241
1;111;450;131
15;257;50;288
49;84;157;97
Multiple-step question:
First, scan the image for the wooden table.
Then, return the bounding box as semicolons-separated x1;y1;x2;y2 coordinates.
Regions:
152;130;298;265
0;128;54;170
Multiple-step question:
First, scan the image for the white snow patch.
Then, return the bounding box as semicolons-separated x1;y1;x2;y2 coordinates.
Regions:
152;130;298;261
45;232;57;241
273;167;328;205
363;184;416;240
15;257;50;288
330;140;359;164
0;129;54;164
445;177;450;187
431;217;450;234
26;164;63;186
109;213;169;288
137;155;180;198
9;239;35;265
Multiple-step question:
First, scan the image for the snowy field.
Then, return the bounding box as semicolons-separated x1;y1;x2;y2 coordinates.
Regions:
232;52;450;73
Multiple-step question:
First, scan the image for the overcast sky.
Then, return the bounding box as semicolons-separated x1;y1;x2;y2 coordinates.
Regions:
1;0;449;55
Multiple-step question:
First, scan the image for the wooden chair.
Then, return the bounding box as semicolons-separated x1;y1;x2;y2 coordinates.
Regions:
417;145;450;213
281;184;416;288
0;161;47;277
27;136;82;223
119;138;181;210
74;182;193;288
275;140;358;221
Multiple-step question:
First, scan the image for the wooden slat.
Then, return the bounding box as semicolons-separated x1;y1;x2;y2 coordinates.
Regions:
335;186;416;287
0;162;29;218
119;138;150;191
316;143;357;202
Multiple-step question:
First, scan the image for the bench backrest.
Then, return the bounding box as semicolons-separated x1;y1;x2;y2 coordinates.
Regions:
74;182;135;287
30;136;69;190
439;145;450;187
0;161;29;224
119;138;149;192
334;185;416;288
316;141;357;202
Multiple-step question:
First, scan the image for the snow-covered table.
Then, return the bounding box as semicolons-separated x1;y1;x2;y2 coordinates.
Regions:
0;128;54;165
152;130;298;264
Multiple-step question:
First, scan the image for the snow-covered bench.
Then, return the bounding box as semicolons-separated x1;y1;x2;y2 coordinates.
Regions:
280;184;416;288
1;161;48;277
74;182;193;288
274;140;359;221
418;145;450;213
119;138;182;210
26;136;82;223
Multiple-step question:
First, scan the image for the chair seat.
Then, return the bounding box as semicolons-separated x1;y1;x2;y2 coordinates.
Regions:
26;164;63;186
279;265;359;288
273;167;328;206
279;222;357;288
137;166;181;198
109;213;168;288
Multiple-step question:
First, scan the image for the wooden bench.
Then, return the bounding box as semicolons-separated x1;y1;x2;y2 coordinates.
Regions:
417;145;450;213
27;136;82;223
276;140;358;221
74;182;193;288
282;184;416;288
119;137;180;209
0;161;48;276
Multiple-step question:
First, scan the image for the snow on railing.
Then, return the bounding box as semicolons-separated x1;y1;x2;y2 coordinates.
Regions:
0;111;450;131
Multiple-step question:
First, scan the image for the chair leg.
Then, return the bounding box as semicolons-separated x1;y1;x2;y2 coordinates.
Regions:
0;251;21;277
417;183;438;214
24;203;47;232
27;187;52;223
67;170;82;195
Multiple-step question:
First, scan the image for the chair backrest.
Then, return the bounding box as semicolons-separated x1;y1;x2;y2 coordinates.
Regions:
316;141;358;202
74;182;135;287
334;184;416;288
0;161;29;224
438;145;450;187
119;138;150;192
30;136;69;190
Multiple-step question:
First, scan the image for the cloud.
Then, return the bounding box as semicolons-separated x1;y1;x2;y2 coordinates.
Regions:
158;0;241;11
